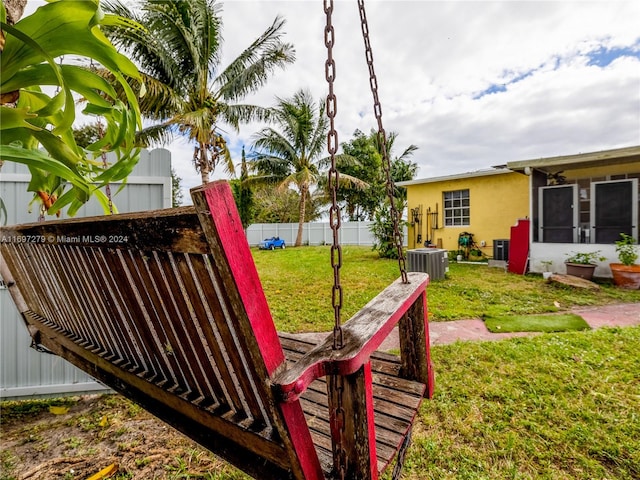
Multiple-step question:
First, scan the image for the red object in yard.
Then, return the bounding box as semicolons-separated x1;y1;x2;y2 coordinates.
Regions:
508;218;530;275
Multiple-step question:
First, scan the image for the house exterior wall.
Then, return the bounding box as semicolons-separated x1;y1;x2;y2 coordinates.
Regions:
405;171;529;256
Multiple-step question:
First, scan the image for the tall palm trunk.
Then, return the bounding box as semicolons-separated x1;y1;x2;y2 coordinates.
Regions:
197;144;210;184
295;183;308;246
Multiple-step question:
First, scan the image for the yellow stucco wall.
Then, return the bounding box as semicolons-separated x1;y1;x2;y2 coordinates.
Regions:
405;171;529;256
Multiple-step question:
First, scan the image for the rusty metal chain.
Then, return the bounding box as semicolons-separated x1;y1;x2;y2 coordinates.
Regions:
324;0;344;350
392;425;413;480
324;3;348;479
357;0;408;283
329;375;348;480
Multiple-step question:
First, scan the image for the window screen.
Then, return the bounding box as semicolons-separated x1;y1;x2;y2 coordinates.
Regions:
592;180;635;243
539;185;577;243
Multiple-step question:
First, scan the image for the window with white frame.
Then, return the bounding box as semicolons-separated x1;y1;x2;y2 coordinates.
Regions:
444;189;470;226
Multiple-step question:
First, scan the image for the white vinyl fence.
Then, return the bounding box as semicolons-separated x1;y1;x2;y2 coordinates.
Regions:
1;149;172;399
246;221;394;247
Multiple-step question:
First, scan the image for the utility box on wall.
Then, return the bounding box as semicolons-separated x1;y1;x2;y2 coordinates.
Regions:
493;239;510;261
407;248;449;280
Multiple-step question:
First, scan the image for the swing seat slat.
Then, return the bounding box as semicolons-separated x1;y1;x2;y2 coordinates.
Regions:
0;181;434;480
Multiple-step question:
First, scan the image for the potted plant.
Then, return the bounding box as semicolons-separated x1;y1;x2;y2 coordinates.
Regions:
610;233;640;289
541;260;554;280
565;250;605;280
468;248;485;262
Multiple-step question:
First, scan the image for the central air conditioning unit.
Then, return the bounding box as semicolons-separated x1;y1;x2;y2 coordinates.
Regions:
406;248;449;280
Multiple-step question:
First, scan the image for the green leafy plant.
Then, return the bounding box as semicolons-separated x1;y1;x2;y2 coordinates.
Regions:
0;0;142;216
615;233;639;266
103;0;296;183
370;202;406;259
565;250;605;265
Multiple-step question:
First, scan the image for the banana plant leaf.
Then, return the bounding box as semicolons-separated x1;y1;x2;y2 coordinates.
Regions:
0;0;143;217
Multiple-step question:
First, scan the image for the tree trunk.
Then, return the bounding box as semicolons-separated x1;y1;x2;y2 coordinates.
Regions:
5;0;27;24
198;143;210;184
295;184;308;247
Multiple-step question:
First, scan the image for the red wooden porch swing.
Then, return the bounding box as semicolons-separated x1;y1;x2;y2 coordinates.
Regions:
0;2;434;479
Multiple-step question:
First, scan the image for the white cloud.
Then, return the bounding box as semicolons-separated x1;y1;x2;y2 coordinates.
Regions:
22;0;640;202
211;1;639;182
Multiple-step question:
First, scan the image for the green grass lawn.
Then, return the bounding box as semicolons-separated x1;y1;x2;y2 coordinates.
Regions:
2;246;639;480
252;246;640;332
254;246;640;478
406;327;640;480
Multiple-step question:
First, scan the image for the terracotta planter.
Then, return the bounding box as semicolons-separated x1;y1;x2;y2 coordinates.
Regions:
610;263;640;289
565;262;596;280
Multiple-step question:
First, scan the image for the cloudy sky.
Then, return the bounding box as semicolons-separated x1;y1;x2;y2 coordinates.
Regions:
24;1;640;202
168;0;640;200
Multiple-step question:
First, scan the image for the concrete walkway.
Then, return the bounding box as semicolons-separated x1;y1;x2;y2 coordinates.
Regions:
292;302;640;351
427;302;640;346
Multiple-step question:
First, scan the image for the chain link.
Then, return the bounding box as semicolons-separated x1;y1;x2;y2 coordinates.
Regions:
324;0;344;350
324;4;409;478
38;204;46;222
357;0;408;283
392;425;413;480
329;375;348;480
325;4;347;479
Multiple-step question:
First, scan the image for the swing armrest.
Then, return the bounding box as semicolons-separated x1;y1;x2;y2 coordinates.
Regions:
275;272;429;402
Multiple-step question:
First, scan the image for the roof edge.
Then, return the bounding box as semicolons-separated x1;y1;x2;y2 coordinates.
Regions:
397;168;514;187
507;145;640;171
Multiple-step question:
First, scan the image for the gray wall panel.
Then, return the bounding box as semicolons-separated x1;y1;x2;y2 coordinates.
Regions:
1;149;172;399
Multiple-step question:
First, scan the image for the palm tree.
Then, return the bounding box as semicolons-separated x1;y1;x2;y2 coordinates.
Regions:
251;89;365;246
103;0;295;183
251;90;327;246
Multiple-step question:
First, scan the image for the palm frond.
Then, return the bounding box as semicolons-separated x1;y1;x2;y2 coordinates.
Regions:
103;0;180;90
134;122;175;148
398;143;419;161
221;104;275;131
216;16;295;101
251;127;298;163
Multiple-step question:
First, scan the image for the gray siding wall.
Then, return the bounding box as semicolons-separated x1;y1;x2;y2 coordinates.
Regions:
1;148;172;399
